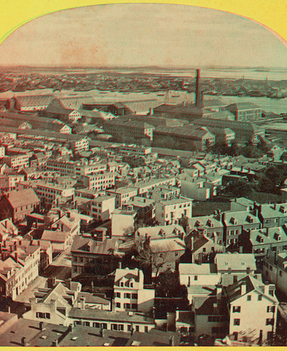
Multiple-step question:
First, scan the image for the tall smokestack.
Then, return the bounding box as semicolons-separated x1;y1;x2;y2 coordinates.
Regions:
195;69;203;108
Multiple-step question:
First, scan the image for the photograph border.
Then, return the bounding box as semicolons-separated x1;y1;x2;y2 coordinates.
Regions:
0;1;286;351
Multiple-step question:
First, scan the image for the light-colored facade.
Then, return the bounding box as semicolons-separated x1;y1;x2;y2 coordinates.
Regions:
2;154;29;169
262;252;287;296
90;196;116;221
106;187;138;208
155;197;192;225
226;275;278;343
0;244;40;300
0;174;25;192
111;208;138;237
114;268;154;313
35;182;75;205
80;172;115;191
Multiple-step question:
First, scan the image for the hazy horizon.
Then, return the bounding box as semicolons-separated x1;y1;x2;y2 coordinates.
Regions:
0;4;286;69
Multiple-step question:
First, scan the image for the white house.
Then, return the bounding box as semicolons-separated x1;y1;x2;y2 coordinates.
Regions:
225;275;278;344
113;268;154;313
155;197;192;225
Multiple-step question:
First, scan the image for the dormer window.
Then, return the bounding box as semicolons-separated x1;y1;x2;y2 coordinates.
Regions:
130;282;133;288
256;235;263;243
207;219;214;228
230;217;238;225
195;220;201;227
246;215;253;223
274;233;281;241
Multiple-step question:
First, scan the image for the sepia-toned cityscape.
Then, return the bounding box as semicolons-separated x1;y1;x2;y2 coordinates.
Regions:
1;3;287;347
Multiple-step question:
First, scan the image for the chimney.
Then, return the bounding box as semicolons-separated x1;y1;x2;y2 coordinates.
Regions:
66;278;72;289
48;278;56;289
39;321;44;331
14;252;18;263
52;340;58;347
190;236;194;251
195;69;203;108
21;337;27;346
80;297;85;310
216;284;223;303
68;324;74;333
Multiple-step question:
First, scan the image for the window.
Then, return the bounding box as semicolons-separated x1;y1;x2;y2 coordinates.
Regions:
119;324;124;331
111;324;118;330
36;312;50;319
267;306;275;313
124;293;131;298
116;292;121;298
83;321;90;327
212;327;220;334
121;282;124;287
194;275;198;281
132;304;137;310
116;303;121;308
247;295;251;301
93;322;100;328
234;319;240;326
145;326;148;333
132;293;138;299
258;295;262;301
266;318;274;326
233;306;241;313
130;282;133;288
135;326;139;332
208;316;220;322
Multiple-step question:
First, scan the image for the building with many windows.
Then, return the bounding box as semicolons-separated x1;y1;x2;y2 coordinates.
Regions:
104;120;154;141
113;268;154;313
225;275;277;344
155;197;192;226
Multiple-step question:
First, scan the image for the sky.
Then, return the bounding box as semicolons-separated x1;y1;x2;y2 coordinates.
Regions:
0;4;286;68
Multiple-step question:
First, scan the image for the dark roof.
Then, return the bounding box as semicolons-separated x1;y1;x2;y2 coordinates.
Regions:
192;236;209;252
105;119;154;129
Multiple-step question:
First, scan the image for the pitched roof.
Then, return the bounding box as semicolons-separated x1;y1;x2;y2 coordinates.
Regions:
4;188;40;208
179;263;217;275
216;253;256;272
54;96;96;110
225;275;277;304
136;224;185;239
71;236;120;256
114;268;140;285
106;119;154;129
226;102;261;111
41;230;69;243
14;95;54;107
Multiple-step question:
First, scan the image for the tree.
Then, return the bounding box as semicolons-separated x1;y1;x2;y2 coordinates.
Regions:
257;136;269;154
220;178;255;198
135;248;168;278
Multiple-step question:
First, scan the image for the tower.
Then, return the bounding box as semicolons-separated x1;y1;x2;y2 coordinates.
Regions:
195;69;203;108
